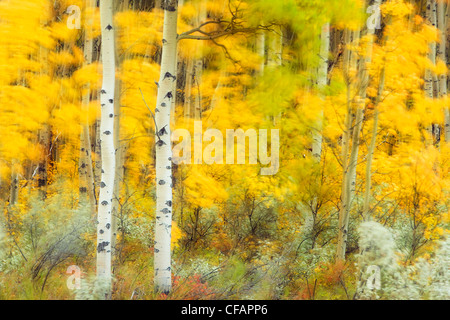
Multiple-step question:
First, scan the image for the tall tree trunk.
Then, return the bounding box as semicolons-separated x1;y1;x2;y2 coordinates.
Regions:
111;0;127;262
425;0;438;145
337;0;377;261
267;25;283;125
9;167;19;206
184;58;194;119
438;0;450;143
267;26;282;68
37;126;49;199
154;0;178;294
336;28;360;262
363;66;385;220
312;23;330;160
111;75;122;258
96;0;116;299
79;0;97;216
256;32;265;75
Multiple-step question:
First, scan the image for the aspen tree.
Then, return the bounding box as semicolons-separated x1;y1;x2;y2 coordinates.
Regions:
363;66;385;220
37;11;49;200
337;0;378;261
256;32;265;75
9;169;18;206
312;23;330;160
425;0;437;145
267;25;283;125
154;0;178;294
96;0;116;299
336;28;359;262
79;0;97;216
437;0;450;142
184;58;194;119
111;0;128;261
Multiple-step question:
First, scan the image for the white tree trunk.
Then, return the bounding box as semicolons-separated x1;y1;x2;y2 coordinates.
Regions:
437;1;450;142
312;23;330;160
336;28;360;261
425;0;437;145
337;2;377;260
363;66;385;220
96;0;116;299
256;32;265;74
79;0;97;216
154;0;178;294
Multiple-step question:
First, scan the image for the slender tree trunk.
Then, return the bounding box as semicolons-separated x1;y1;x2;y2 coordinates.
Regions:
312;23;330;160
256;32;265;75
267;25;283;125
111;0;127;261
363;66;385;220
37;126;49;199
425;0;437;145
193;58;203;119
438;0;450;143
111;76;122;257
9;167;19;206
79;0;97;216
96;0;116;299
336;28;360;262
154;0;178;294
267;26;282;68
184;58;193;119
337;1;377;260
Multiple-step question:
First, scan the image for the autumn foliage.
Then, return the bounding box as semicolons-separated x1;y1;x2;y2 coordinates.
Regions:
0;0;449;300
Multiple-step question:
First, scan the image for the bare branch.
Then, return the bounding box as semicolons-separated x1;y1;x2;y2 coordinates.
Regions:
178;27;260;41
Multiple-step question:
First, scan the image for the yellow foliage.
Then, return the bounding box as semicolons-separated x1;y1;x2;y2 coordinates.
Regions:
184;166;228;208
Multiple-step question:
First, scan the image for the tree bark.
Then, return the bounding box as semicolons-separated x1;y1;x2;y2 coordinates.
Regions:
9;168;19;206
256;32;265;75
184;58;194;119
337;0;377;260
79;0;97;216
96;0;116;299
336;28;360;262
154;0;178;294
437;0;450;143
425;0;437;146
312;23;330;161
363;66;385;220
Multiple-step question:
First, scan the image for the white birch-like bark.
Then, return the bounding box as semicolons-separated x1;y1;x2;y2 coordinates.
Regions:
154;0;178;294
437;1;450;142
267;26;282;68
256;32;265;74
79;0;97;216
425;0;437;145
267;25;283;125
312;23;330;160
96;0;116;299
336;28;360;261
337;0;378;260
363;66;385;220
